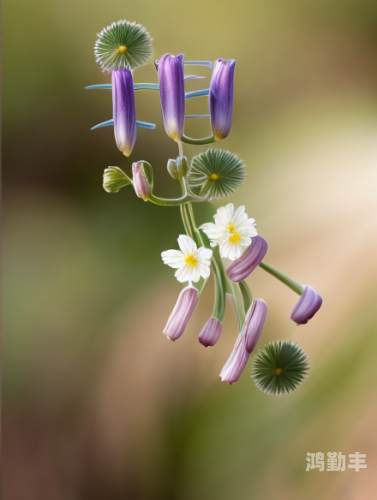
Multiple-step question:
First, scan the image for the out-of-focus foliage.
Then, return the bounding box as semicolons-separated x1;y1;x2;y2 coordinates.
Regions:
3;0;377;498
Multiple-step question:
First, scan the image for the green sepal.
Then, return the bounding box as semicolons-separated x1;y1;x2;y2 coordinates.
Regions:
167;159;179;180
103;167;132;193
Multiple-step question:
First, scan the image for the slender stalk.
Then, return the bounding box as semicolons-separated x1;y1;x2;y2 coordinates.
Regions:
148;193;207;206
259;261;304;295
212;248;226;321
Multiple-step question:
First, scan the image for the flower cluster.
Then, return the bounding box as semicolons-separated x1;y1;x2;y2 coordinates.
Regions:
88;19;323;394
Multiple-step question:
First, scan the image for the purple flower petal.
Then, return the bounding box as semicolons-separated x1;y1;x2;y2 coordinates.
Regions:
227;236;268;282
244;299;268;353
155;53;185;141
220;298;267;384
219;332;249;384
209;59;236;140
112;69;137;156
290;285;323;325
198;317;222;347
163;286;199;340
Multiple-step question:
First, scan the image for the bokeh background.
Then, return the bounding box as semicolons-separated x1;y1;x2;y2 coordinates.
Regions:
3;0;377;498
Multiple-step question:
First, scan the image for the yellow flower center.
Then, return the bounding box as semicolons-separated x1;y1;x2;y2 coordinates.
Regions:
275;368;283;375
228;223;236;233
185;254;198;266
118;45;127;53
210;173;219;180
229;233;241;243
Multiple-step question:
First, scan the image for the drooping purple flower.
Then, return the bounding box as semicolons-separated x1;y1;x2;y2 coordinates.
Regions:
244;299;268;353
209;59;236;141
163;285;199;341
227;236;268;282
132;161;152;201
220;299;267;384
198;317;223;347
290;285;323;325
112;69;137;157
155;53;185;141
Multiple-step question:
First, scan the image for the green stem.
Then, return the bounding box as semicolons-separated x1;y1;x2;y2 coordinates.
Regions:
148;193;207;206
211;248;226;321
181;134;216;146
259;262;304;295
239;281;253;313
180;204;194;240
230;282;245;330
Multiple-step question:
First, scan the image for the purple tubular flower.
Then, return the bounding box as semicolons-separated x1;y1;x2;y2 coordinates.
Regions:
132;162;151;201
244;299;268;353
220;299;267;384
112;69;137;157
290;285;323;325
163;285;199;341
209;59;236;140
198;317;223;347
227;236;268;282
155;54;185;141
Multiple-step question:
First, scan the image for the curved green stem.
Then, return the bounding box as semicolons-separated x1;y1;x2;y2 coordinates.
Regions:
259;261;304;295
181;134;216;146
148;193;208;206
239;281;253;313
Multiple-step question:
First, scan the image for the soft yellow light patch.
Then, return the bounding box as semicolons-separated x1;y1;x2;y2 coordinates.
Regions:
118;45;127;53
228;233;241;243
210;173;219;180
275;368;283;375
185;255;198;266
227;223;235;233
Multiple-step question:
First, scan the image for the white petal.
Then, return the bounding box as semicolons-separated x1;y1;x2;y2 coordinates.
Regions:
220;240;244;261
174;264;191;283
214;203;234;227
177;234;197;255
161;249;184;268
196;247;213;264
237;218;257;236
200;223;228;243
232;205;248;226
189;265;202;283
197;262;211;279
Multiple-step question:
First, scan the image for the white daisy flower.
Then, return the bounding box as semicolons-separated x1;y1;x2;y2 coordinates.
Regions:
201;203;257;261
161;235;213;283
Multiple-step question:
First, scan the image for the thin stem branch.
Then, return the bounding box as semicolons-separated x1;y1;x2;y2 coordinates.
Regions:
259;261;304;295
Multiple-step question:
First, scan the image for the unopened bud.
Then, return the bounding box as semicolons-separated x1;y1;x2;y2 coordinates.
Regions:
290;285;322;325
132;161;153;201
103;167;132;193
167;156;189;180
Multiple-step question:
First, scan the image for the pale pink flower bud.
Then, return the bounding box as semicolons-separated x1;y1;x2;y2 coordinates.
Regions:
290;285;322;325
220;299;267;384
227;235;268;282
163;286;199;341
198;317;223;347
132;161;153;201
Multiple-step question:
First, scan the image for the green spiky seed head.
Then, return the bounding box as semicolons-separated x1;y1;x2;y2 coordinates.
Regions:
94;20;153;72
188;149;246;200
251;341;309;395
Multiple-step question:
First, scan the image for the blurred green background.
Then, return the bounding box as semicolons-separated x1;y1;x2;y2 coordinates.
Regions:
3;0;377;498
